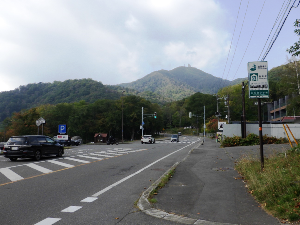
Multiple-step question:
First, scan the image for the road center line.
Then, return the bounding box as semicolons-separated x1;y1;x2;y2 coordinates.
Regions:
92;142;196;197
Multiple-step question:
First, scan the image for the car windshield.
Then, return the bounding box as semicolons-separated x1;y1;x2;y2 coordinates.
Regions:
7;137;27;145
172;135;177;138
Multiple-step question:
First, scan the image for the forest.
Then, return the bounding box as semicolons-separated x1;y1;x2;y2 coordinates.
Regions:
0;56;299;144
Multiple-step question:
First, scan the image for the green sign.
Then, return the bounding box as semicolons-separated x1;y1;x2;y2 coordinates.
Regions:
248;61;269;98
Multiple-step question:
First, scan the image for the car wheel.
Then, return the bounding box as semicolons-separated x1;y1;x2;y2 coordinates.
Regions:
34;150;41;161
56;148;63;157
141;142;143;144
9;157;17;161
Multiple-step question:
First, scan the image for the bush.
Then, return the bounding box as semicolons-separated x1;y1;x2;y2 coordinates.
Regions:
221;134;288;147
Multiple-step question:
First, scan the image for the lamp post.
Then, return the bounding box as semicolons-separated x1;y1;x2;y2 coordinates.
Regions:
122;90;125;143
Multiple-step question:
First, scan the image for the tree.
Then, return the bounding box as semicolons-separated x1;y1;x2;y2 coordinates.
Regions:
287;19;300;56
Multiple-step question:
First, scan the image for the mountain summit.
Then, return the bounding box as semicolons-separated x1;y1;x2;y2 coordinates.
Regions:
118;66;243;100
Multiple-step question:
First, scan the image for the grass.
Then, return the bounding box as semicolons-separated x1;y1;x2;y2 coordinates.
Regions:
148;169;175;204
235;144;300;222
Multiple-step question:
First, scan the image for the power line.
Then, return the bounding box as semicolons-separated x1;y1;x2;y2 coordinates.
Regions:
231;0;266;80
221;0;243;81
257;0;288;60
261;0;300;61
224;1;249;81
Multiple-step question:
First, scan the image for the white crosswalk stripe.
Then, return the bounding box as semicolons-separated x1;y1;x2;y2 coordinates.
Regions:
47;160;75;168
0;147;149;184
0;168;24;181
64;157;90;163
77;155;103;160
26;163;53;173
90;153;114;157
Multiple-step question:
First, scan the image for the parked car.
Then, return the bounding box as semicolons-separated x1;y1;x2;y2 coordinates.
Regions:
171;134;179;142
0;142;6;150
141;135;155;144
3;135;64;161
107;136;119;145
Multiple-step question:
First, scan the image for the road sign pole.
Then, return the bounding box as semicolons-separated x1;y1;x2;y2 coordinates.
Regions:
258;98;264;170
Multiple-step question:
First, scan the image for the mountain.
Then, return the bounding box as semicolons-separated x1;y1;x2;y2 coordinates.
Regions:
0;79;123;122
118;66;246;100
0;67;247;122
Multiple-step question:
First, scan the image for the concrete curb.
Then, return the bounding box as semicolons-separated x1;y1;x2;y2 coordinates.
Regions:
137;141;237;225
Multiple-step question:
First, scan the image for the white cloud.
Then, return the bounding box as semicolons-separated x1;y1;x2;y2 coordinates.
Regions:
1;0;297;92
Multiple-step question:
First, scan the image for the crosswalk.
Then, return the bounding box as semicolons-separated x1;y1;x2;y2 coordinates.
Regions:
0;147;147;184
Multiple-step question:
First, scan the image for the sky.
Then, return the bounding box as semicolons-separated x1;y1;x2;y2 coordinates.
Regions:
0;0;299;92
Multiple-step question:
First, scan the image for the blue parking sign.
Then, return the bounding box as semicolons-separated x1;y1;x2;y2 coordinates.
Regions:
58;124;67;134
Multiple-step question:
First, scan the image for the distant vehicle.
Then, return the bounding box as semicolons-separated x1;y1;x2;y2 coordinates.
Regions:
107;136;119;145
0;142;6;150
141;135;155;144
53;136;80;146
171;134;179;142
3;135;64;161
178;132;182;136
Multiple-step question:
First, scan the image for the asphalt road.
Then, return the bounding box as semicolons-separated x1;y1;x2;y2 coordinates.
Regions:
0;135;200;225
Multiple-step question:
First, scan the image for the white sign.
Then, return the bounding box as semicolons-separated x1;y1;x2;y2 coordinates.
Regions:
57;135;68;140
248;61;269;98
218;122;226;131
36;117;46;126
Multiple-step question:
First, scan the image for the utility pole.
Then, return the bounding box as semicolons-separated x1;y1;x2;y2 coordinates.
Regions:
121;90;125;143
141;107;144;137
227;95;230;124
204;105;205;142
242;82;246;138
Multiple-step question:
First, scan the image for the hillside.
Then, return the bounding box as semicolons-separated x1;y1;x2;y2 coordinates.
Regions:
0;79;123;122
119;66;245;100
0;66;249;122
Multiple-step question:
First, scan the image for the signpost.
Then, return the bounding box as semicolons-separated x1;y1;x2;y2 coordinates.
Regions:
248;61;268;170
58;124;67;134
36;117;46;135
248;61;269;98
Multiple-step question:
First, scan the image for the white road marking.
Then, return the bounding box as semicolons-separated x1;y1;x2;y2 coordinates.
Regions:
77;155;103;160
92;142;196;197
47;160;74;168
34;218;61;225
61;206;82;212
0;168;24;181
26;163;53;173
81;197;98;202
64;157;90;163
89;153;114;157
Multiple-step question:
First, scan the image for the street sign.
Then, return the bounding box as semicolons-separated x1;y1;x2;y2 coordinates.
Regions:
36;117;46;127
248;61;269;98
218;122;226;131
58;124;67;134
57;135;68;140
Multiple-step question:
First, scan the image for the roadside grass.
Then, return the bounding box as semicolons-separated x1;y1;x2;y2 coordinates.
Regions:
148;169;175;204
235;144;300;222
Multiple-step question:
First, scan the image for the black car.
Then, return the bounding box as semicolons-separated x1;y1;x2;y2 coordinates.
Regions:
3;135;64;161
107;136;119;145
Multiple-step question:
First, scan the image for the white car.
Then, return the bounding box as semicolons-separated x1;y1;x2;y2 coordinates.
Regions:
141;135;155;144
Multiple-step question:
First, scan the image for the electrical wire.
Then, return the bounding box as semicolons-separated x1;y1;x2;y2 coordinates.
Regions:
231;0;266;81
261;0;300;60
221;0;243;81
224;1;249;81
257;0;288;60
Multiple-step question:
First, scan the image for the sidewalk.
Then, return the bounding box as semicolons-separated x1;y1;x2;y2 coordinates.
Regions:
138;138;290;224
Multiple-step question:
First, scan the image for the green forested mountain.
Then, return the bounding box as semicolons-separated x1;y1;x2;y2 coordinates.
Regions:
0;79;123;122
118;66;245;99
0;67;247;122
